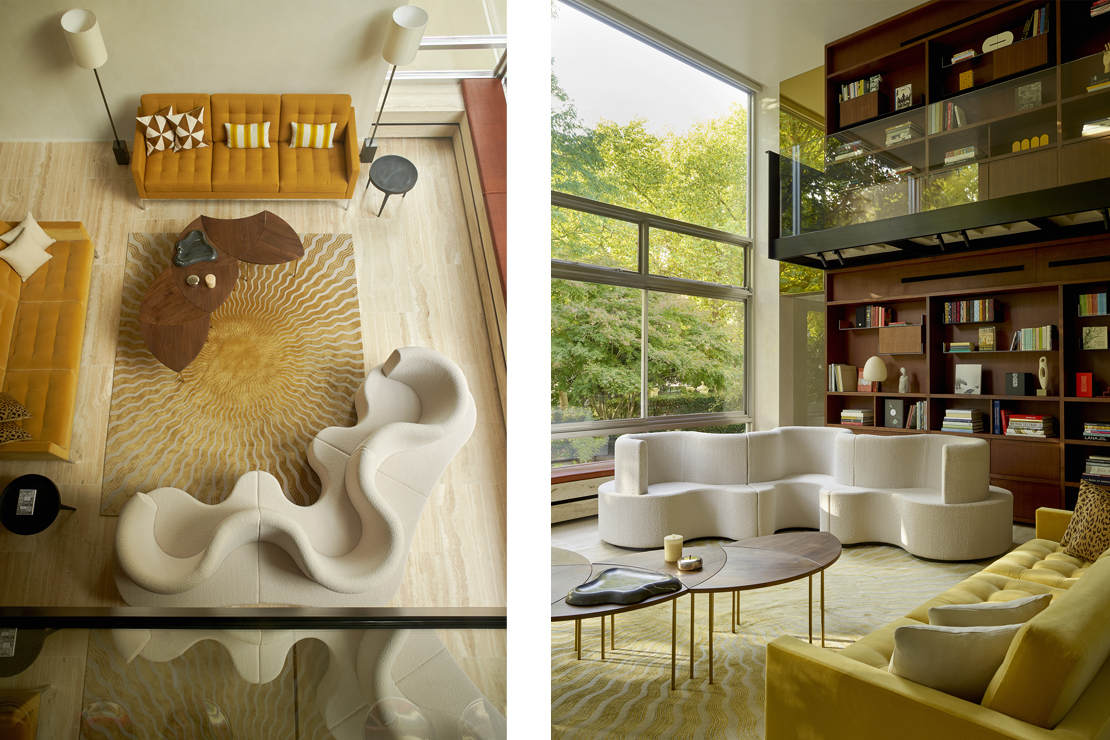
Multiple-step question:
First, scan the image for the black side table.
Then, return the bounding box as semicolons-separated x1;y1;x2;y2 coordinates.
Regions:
0;475;74;535
366;154;419;217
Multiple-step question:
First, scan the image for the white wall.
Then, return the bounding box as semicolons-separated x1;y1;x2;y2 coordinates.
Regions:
0;0;502;142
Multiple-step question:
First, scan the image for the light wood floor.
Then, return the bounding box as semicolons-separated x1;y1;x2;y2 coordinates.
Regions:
0;139;506;612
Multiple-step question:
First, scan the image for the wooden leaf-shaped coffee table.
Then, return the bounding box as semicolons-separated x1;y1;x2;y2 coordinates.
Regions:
138;211;302;372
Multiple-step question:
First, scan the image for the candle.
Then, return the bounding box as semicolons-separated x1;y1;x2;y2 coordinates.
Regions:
664;534;683;562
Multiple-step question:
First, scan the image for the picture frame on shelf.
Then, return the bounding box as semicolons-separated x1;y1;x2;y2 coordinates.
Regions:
954;364;982;395
868;74;882;93
885;399;905;428
895;84;912;111
1016;81;1042;112
1083;326;1108;350
979;326;996;351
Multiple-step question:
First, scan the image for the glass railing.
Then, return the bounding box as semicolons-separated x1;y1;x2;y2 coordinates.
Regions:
780;53;1110;238
0;624;506;739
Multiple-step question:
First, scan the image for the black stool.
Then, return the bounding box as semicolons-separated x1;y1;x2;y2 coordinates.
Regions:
0;475;74;535
366;155;418;217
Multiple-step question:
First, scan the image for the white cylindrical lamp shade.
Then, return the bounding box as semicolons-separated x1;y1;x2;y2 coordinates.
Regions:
663;534;683;563
863;355;888;382
382;6;428;66
61;9;107;69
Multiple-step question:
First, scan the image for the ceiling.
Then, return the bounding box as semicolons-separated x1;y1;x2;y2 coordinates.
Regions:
602;0;923;89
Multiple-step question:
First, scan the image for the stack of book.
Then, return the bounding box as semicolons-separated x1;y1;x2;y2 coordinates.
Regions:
1009;325;1057;350
944;145;981;166
930;102;968;133
1083;422;1110;441
947;341;974;353
885;120;923;146
942;409;984;433
830;140;872;163
828;364;859;392
841;409;874;426
1082;454;1110;486
943;299;998;323
839;76;880;103
1021;4;1050;36
1079;291;1108;316
1088;74;1110;94
904;400;927;430
1006;414;1055;437
892;164;919;176
1093;0;1110;17
853;305;893;327
951;50;975;64
1083;116;1110;135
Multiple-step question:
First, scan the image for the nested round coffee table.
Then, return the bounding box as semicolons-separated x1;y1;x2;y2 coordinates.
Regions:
602;531;841;684
551;547;688;689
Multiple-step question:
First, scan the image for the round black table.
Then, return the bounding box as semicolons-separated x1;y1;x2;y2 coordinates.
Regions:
0;474;74;535
366;155;418;216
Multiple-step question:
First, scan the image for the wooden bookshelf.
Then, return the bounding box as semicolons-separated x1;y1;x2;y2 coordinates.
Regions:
825;238;1110;523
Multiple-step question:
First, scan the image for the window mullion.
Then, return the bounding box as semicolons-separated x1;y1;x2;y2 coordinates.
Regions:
640;222;649;420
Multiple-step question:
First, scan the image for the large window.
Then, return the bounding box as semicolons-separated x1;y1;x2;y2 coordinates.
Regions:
551;1;753;467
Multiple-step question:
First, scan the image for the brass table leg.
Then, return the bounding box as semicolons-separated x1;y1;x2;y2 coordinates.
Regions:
732;591;737;633
709;592;715;685
671;597;677;690
808;575;813;644
576;619;581;660
690;593;695;679
821;569;826;648
601;615;606;660
611;614;615;650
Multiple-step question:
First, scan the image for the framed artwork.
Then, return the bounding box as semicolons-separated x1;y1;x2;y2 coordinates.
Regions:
895;84;913;110
954;364;982;394
1016;81;1042;112
1083;325;1108;350
979;326;996;351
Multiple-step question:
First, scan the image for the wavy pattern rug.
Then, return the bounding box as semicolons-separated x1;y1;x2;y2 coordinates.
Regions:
551;543;993;740
100;233;363;515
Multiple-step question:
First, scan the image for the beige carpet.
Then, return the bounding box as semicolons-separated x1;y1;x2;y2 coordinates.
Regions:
100;232;363;515
551;538;1029;739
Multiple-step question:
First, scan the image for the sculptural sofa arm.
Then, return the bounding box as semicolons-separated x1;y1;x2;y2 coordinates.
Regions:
941;437;991;503
614;437;648;495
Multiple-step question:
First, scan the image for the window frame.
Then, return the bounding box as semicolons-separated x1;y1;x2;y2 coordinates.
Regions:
550;0;757;458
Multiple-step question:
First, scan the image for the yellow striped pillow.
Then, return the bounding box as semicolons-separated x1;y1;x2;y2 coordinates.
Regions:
224;122;270;148
289;122;336;149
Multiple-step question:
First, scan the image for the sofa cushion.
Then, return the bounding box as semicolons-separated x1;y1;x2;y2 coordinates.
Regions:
749;427;842;481
889;622;1022;702
212;143;279;193
929;593;1052;627
19;241;94;305
981;538;1101;589
1061;481;1110;562
137;104;176;156
278;143;348;193
280;94;351;141
1;213;55;249
8;301;86;371
2;369;78;450
210;94;280;143
0;393;31;423
145;146;213;193
982;556;1110;728
840;616;924;669
168;105;210;151
0;230;51;281
0;421;32;444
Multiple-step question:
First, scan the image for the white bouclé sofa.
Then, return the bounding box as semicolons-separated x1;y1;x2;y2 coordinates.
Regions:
114;346;477;606
599;427;1013;561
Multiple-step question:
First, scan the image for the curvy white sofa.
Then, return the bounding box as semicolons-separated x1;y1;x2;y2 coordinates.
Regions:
114;346;477;606
109;629;506;739
597;426;849;547
599;427;1013;561
824;432;1013;560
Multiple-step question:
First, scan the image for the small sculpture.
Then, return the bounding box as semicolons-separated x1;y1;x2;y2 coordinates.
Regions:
1039;356;1048;393
205;274;216;289
677;555;703;571
185;275;199;286
172;231;218;268
898;367;909;393
1103;42;1110;74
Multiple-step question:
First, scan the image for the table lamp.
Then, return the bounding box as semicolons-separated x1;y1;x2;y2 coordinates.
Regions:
361;6;429;164
61;9;129;165
863;356;887;392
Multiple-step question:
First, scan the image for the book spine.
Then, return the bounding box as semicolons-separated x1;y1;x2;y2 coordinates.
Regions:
993;400;1001;435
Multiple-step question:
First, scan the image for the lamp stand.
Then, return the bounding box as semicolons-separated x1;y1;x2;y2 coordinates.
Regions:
360;64;398;166
93;68;129;165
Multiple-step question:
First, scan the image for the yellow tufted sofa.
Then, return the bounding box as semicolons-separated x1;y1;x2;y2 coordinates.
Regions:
131;94;358;206
766;507;1110;739
0;220;93;461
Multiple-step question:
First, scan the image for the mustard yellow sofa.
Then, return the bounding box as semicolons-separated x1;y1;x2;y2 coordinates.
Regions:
766;507;1110;740
131;94;358;206
0;221;93;461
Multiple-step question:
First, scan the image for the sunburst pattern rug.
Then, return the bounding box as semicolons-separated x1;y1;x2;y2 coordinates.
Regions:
100;233;363;515
551;542;1005;740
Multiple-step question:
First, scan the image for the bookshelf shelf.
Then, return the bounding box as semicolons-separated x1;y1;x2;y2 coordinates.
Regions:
931;394;1057;400
944;349;1060;354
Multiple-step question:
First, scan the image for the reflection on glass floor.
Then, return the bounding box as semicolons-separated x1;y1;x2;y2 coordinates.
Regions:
0;628;505;739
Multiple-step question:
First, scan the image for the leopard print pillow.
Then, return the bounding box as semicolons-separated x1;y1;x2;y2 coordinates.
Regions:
0;392;30;423
1063;480;1110;562
0;421;31;444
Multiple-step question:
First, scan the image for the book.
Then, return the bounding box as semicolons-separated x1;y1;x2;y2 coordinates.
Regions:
857;367;872;392
835;365;858;393
992;399;1002;435
1082;326;1108;350
1079;292;1108;316
951;50;975;64
979;326;996;351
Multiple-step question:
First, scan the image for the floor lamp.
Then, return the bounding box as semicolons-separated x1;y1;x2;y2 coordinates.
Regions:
61;9;129;165
360;6;429;165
